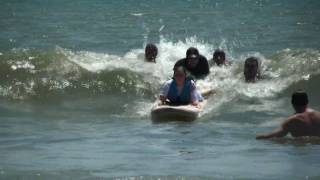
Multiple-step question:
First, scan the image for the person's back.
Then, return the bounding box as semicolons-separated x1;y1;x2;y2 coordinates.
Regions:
286;110;320;137
256;91;320;139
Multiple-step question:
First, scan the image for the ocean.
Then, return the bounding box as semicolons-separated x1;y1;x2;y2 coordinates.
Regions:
0;0;320;179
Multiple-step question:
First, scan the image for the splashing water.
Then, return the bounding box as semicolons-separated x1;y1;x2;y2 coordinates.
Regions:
0;38;320;117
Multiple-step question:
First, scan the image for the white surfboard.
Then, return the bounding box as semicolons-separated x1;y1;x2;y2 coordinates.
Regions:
151;100;206;122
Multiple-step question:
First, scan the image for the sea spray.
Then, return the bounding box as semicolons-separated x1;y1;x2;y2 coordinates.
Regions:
0;40;319;118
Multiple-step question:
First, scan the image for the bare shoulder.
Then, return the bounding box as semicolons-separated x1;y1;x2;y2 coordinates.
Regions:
284;114;303;123
282;114;305;129
307;108;320;115
307;109;320;121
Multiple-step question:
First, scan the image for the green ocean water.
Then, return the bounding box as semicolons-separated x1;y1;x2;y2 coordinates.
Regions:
0;0;320;179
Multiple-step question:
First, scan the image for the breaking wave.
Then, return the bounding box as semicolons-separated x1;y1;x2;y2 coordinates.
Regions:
0;38;319;117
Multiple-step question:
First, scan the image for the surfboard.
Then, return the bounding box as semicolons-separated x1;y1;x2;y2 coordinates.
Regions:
151;100;206;122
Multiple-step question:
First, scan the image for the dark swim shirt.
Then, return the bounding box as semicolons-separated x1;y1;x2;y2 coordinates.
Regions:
174;55;210;79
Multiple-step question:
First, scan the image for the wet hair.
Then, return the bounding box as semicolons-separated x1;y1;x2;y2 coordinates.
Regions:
213;49;225;59
186;47;199;58
244;56;260;82
145;43;158;53
145;43;158;61
291;90;308;107
245;57;259;67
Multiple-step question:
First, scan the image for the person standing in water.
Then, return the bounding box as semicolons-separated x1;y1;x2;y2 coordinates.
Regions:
145;43;158;63
174;47;209;79
211;49;231;66
159;66;203;106
256;91;320;139
244;56;260;83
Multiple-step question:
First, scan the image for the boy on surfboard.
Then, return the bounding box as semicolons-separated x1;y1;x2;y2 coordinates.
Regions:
159;66;203;106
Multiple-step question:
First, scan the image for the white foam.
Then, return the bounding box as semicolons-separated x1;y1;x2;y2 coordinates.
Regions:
55;39;320;116
131;13;144;17
10;60;35;71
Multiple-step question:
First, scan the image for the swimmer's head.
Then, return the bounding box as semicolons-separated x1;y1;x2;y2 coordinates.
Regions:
291;91;308;113
244;57;259;82
145;43;158;62
213;49;226;66
186;47;200;68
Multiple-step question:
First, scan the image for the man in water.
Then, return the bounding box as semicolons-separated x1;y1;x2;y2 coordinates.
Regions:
174;47;209;79
145;43;158;63
244;56;260;83
159;66;203;106
211;49;231;66
256;91;320;139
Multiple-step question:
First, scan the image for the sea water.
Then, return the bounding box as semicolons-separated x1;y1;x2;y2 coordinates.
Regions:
0;0;320;179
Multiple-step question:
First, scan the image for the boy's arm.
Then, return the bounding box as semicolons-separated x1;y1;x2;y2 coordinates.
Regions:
256;118;292;139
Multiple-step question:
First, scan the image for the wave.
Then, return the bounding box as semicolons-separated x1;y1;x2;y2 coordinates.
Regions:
0;48;161;100
0;39;319;115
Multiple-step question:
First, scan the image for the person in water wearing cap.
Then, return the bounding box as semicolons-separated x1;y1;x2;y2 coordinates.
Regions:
244;56;260;83
145;43;158;63
174;47;209;79
256;91;320;139
159;66;203;106
211;49;231;66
